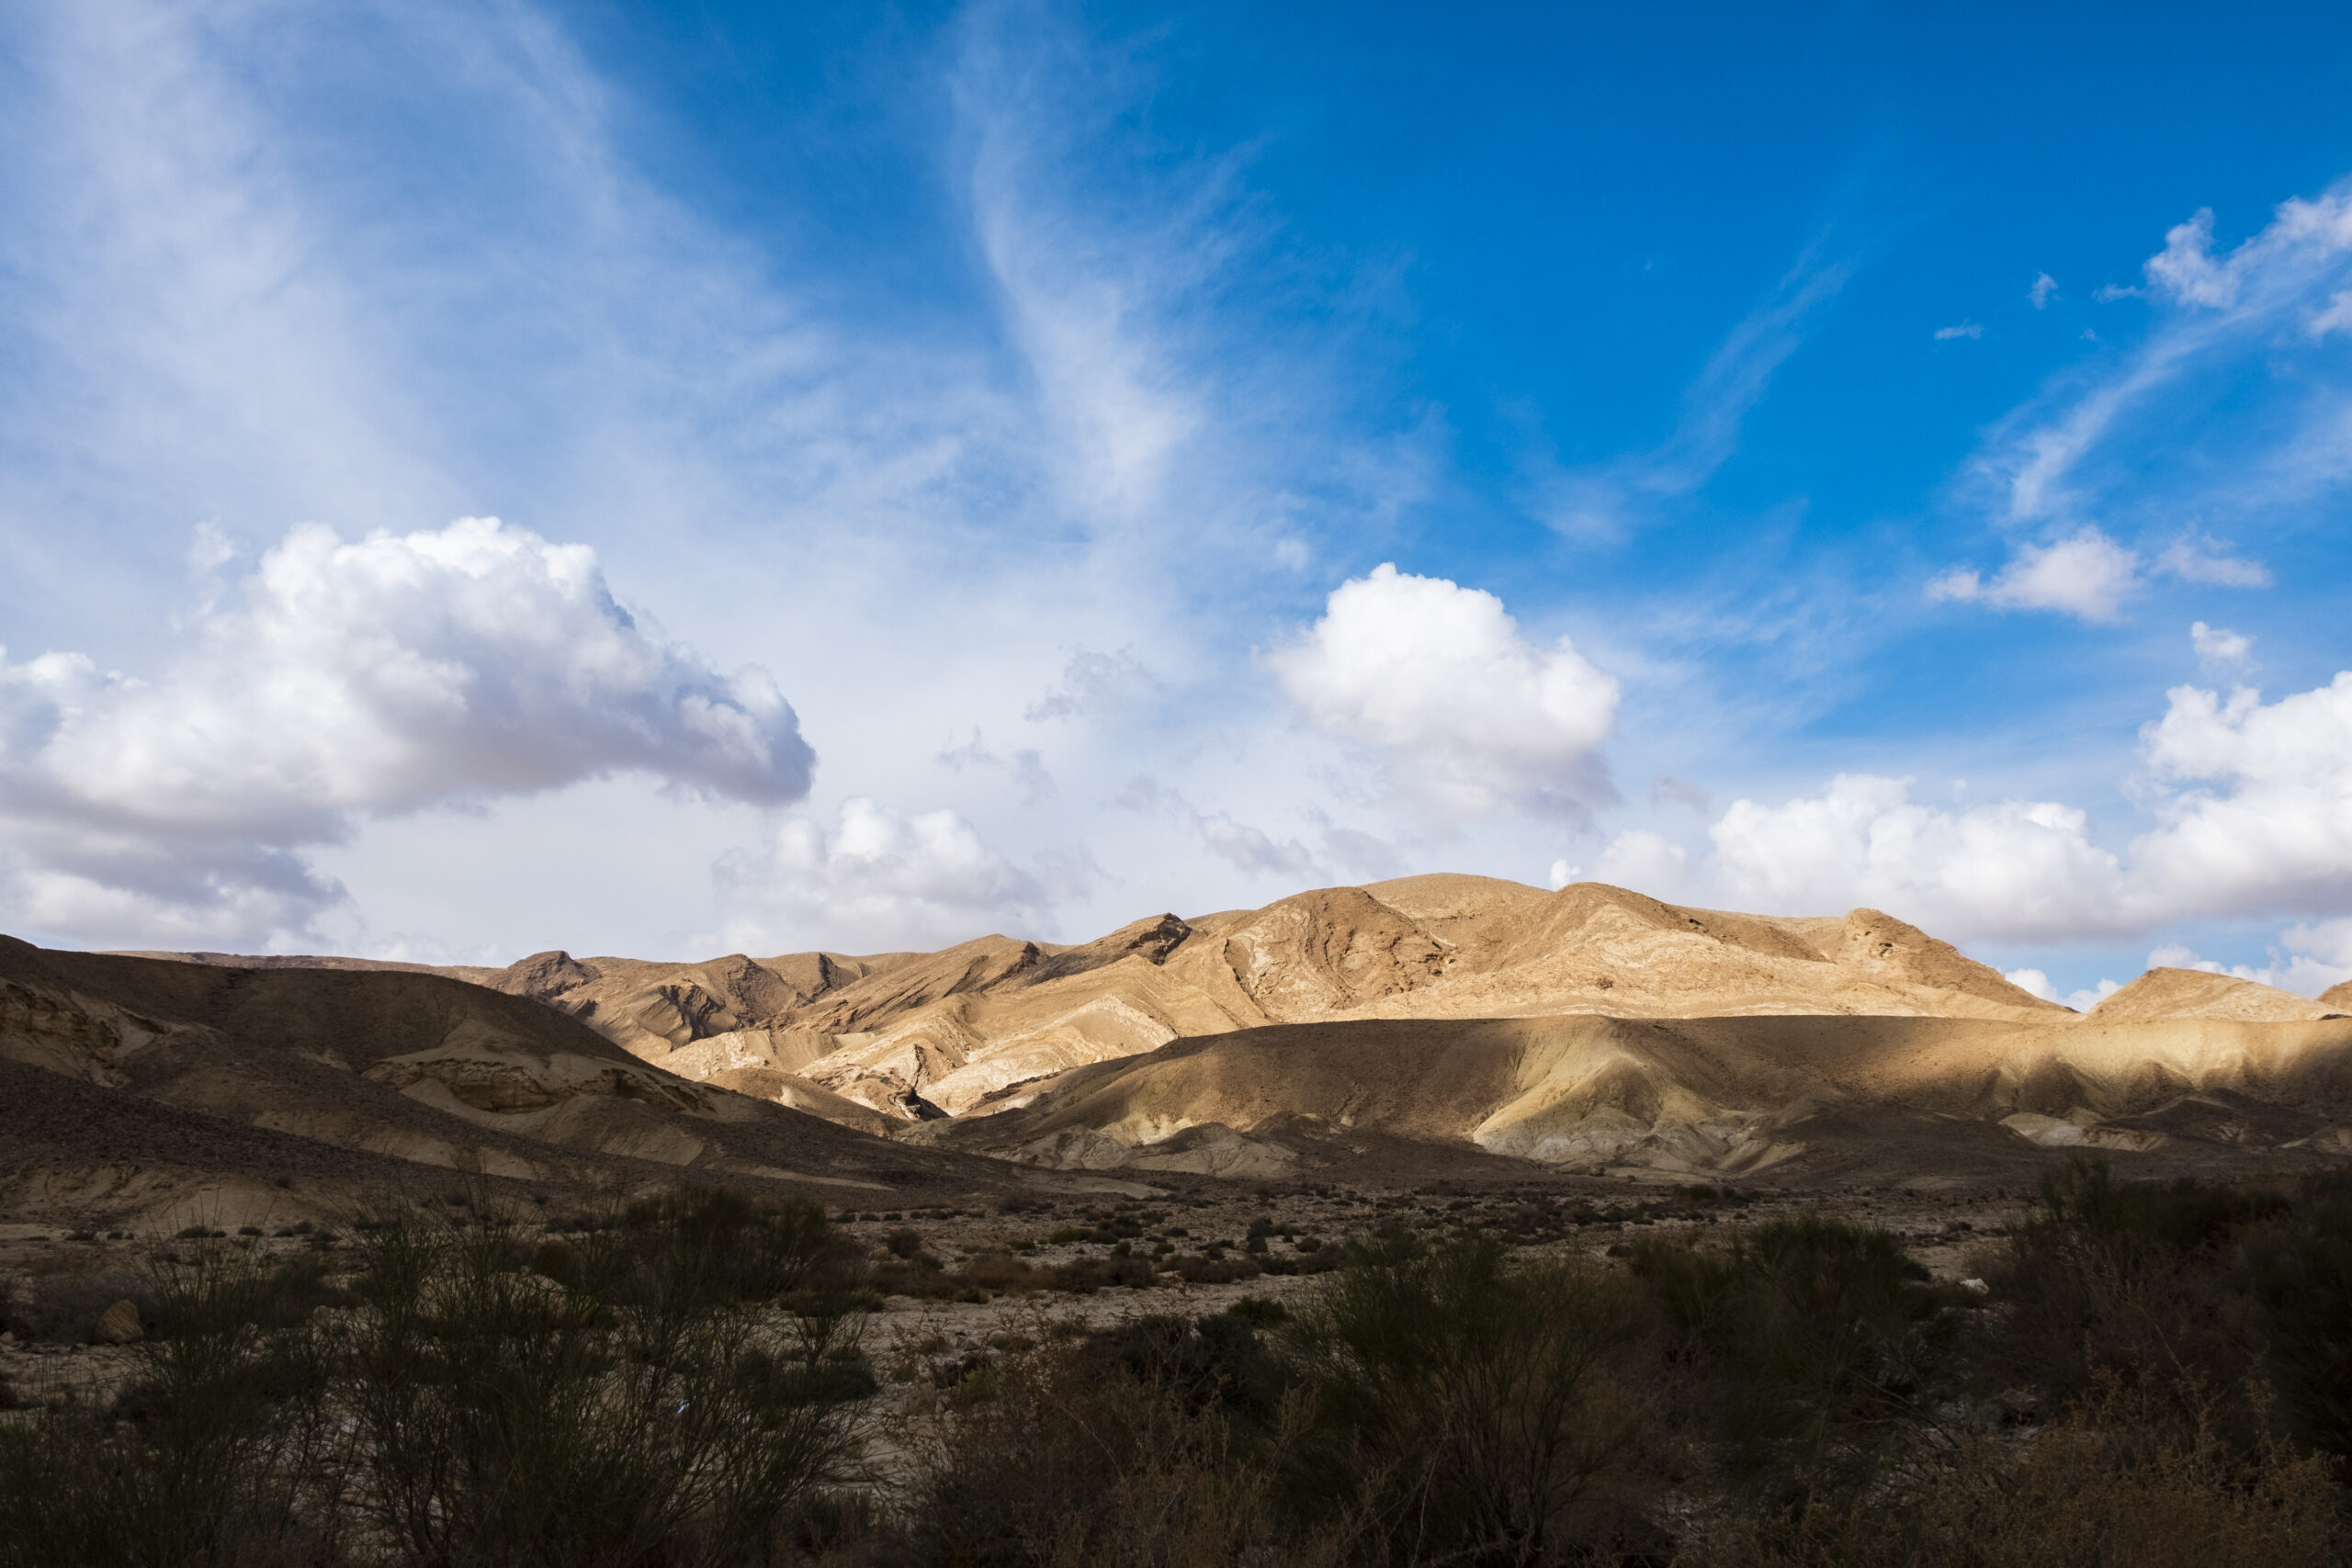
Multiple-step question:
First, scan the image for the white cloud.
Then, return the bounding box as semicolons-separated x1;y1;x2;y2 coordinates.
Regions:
1547;858;1581;890
1592;829;1690;898
2029;273;2057;310
1999;970;2118;1011
1972;183;2352;541
2156;536;2271;586
1931;529;2271;624
2143;209;2241;308
2190;620;2253;667
0;517;811;946
2070;978;2122;1010
716;797;1048;953
2128;674;2352;917
1710;774;2128;942
2003;967;2058;1001
1024;649;1164;724
2144;934;2352;998
1927;528;2142;621
1705;670;2352;945
1269;563;1619;824
1933;322;1984;341
2310;289;2352;340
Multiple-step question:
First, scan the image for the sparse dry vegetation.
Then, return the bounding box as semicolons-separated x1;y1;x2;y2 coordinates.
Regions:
4;1159;2350;1565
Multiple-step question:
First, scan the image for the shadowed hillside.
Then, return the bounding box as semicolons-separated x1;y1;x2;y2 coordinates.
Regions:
0;936;1042;1229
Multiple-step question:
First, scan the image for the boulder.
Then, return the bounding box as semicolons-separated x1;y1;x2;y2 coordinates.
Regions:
93;1300;142;1345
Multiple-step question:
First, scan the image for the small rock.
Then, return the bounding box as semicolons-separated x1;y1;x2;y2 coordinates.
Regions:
93;1300;143;1345
1959;1277;1990;1295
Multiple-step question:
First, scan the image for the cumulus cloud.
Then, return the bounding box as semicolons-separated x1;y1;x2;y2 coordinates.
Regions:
1933;322;1984;341
2003;966;2059;1001
1711;775;2128;942
716;796;1049;953
2029;273;2058;309
1592;829;1691;898
1269;563;1619;824
2127;673;2352;917
2144;931;2352;998
0;517;812;945
1704;669;2352;944
1928;528;2143;620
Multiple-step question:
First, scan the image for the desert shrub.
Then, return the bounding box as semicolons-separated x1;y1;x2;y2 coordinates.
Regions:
608;1187;862;1316
1281;1234;1666;1565
2021;1157;2287;1262
1632;1215;1963;1507
1163;1252;1263;1285
1081;1313;1291;1427
2245;1180;2352;1458
1688;1373;2344;1568
906;1331;1321;1568
0;1260;154;1343
340;1206;869;1568
1048;1254;1160;1292
0;1241;348;1568
1993;1158;2273;1433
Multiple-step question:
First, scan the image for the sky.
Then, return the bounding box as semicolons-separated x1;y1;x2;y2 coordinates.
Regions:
3;1;2351;1005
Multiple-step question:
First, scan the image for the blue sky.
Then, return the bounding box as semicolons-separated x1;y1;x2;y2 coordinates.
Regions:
3;1;2351;1004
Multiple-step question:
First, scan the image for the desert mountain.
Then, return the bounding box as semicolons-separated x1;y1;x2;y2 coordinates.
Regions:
95;875;2352;1193
2087;966;2344;1023
913;1010;2352;1186
0;936;1028;1230
134;877;2068;1125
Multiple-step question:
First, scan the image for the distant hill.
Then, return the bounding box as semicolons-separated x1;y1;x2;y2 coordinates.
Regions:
0;935;1025;1230
84;875;2352;1196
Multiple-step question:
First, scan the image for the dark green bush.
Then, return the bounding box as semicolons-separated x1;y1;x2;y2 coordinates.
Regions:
1633;1214;1960;1506
1995;1157;2274;1427
341;1205;868;1567
2245;1182;2352;1458
0;1242;346;1568
1282;1233;1663;1565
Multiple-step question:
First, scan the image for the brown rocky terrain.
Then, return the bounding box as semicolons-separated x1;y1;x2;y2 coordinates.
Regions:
0;936;1065;1231
73;874;2352;1204
131;877;2075;1124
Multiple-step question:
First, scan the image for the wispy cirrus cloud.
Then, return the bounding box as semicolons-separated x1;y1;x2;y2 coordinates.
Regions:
1935;182;2352;617
0;0;1458;954
1927;526;2270;622
1526;245;1851;541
